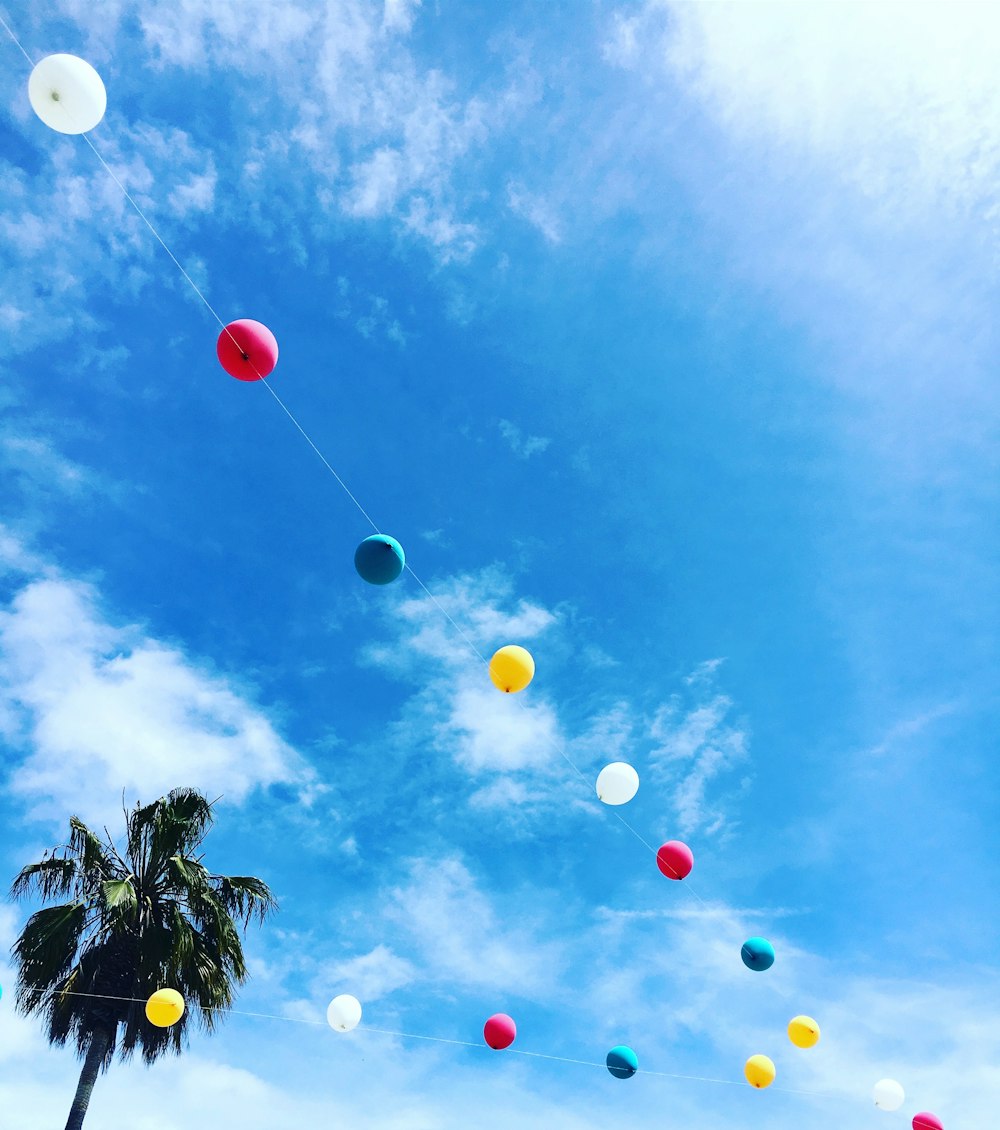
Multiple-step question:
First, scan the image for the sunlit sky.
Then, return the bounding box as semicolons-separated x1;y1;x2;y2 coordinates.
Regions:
1;2;998;1128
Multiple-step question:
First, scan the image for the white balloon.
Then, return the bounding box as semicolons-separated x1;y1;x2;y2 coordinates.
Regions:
872;1078;905;1111
28;54;107;135
595;762;640;806
326;993;362;1032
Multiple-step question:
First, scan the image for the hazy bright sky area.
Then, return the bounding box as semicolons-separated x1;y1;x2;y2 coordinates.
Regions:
1;1;998;1127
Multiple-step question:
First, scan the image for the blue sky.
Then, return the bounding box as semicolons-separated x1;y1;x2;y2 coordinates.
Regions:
0;1;998;1127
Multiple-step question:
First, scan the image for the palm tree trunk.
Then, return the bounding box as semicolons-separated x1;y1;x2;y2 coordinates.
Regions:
64;1028;111;1130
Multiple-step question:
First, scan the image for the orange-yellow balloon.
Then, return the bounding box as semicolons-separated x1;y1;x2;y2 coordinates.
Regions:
489;645;535;693
744;1054;775;1089
788;1015;820;1048
145;988;185;1028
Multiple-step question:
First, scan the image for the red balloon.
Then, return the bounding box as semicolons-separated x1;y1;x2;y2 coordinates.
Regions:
656;840;693;880
484;1013;516;1050
217;319;278;381
912;1115;943;1130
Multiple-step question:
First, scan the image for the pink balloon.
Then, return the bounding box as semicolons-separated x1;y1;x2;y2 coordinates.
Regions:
217;319;278;381
912;1115;943;1130
484;1013;516;1050
656;840;693;880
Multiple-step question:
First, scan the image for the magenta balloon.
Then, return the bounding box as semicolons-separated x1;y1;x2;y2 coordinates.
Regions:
217;319;278;381
656;840;693;880
484;1013;516;1050
912;1115;943;1130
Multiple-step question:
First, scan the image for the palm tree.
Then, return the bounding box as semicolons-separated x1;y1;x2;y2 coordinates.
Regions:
9;788;277;1130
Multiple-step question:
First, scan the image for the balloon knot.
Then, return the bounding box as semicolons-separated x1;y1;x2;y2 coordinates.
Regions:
240;352;249;361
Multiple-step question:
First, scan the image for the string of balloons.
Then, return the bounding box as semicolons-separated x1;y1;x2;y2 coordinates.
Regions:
10;985;912;1114
0;31;947;1130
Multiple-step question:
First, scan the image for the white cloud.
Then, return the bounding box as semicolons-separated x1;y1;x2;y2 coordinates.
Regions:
320;943;416;1002
0;547;311;825
0;433;93;495
136;0;316;68
386;856;565;995
624;1;1000;224
343;147;405;217
376;568;557;667
648;660;748;836
404;197;479;262
0;118;218;363
361;570;570;810
498;419;551;460
506;181;562;244
167;166;217;215
383;0;421;36
438;680;560;773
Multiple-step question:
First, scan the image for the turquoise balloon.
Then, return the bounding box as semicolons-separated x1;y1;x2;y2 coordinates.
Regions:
354;534;405;585
741;937;775;971
606;1045;638;1079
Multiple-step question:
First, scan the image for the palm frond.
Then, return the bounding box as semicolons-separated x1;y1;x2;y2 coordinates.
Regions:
12;903;87;1011
213;875;279;926
68;818;115;881
101;879;137;913
10;857;78;902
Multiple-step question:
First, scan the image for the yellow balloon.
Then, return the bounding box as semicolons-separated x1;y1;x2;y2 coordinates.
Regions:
489;645;535;693
744;1054;776;1089
788;1015;820;1048
145;988;185;1028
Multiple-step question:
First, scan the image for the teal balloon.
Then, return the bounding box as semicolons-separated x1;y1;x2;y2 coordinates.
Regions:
606;1045;638;1079
741;937;775;971
354;534;405;585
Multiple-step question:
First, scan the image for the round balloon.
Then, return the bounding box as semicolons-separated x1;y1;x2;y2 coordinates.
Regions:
326;994;362;1032
28;54;107;134
606;1045;638;1079
872;1079;905;1111
744;1054;775;1089
217;319;279;381
489;645;534;693
741;937;775;971
354;534;405;585
483;1013;516;1050
145;988;184;1028
787;1015;820;1048
656;840;693;880
912;1116;943;1130
596;762;639;806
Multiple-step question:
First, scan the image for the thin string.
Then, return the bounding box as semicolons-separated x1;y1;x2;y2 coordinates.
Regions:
402;566;490;665
78;133;231;333
18;989;848;1101
257;379;382;532
0;10;33;66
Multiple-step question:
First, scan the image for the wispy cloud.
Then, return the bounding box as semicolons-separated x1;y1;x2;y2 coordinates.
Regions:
334;275;408;345
648;660;749;836
382;0;421;36
498;419;551;460
385;855;565;995
319;943;416;1003
506;180;562;243
362;569;569;814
